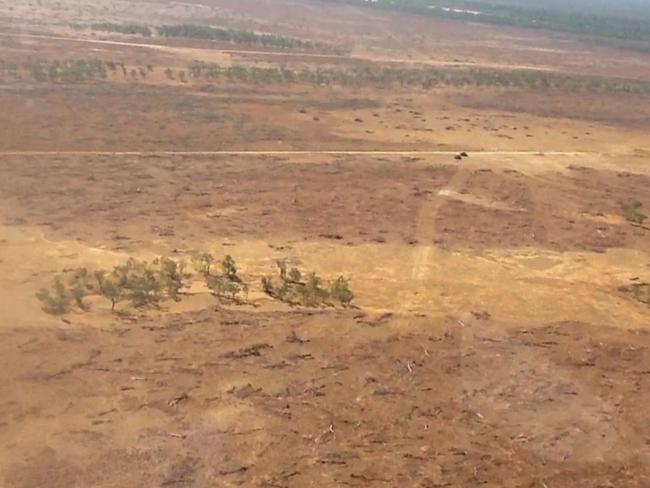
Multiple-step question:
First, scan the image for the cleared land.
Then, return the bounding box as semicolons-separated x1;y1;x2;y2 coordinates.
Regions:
1;0;650;487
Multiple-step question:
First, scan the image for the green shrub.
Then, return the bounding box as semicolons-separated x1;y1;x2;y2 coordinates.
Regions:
112;258;162;307
203;254;247;301
93;257;186;311
36;276;71;315
67;267;93;311
222;255;239;281
192;251;214;276
299;272;330;307
206;274;247;300
155;257;185;301
621;200;647;224
95;270;124;312
330;276;354;307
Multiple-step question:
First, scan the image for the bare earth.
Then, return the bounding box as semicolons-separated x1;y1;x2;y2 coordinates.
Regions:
1;0;650;487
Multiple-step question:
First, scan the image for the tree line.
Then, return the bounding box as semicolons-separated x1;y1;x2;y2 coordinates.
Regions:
76;22;342;54
36;254;354;315
5;57;650;96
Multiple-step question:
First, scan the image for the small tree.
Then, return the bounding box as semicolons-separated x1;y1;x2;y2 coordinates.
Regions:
261;276;274;294
95;270;123;312
621;200;647;224
155;257;185;301
222;255;239;282
264;262;354;308
299;272;329;307
192;251;214;276
36;276;71;315
206;274;246;300
276;259;287;281
69;281;88;311
330;276;354;307
288;267;302;284
113;258;162;307
67;267;93;311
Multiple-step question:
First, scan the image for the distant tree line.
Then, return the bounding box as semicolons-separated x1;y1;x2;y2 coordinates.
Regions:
185;60;650;95
5;57;650;95
79;21;342;54
157;24;342;53
0;59;154;83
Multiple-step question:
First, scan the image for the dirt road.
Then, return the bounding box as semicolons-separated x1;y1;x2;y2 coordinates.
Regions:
0;32;558;72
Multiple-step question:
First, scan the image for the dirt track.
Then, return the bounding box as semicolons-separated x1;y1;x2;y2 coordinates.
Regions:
0;150;595;156
0;33;558;72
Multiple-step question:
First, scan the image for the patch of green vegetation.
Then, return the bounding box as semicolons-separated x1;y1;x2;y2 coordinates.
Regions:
37;258;187;315
36;276;72;315
621;200;647;224
203;254;249;301
36;267;100;314
261;260;354;308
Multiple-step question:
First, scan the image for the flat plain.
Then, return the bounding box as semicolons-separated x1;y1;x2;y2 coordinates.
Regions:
1;0;650;486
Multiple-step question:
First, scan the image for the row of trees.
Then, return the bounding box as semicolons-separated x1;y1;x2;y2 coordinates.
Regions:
8;57;650;96
0;59;154;83
184;61;650;95
24;59;108;83
261;260;354;307
37;257;185;314
36;254;354;315
79;22;341;54
158;24;341;54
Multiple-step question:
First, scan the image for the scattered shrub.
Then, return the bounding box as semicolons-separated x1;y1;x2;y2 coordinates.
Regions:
36;268;97;314
36;276;72;315
93;257;186;312
621;200;647;224
198;254;247;301
221;255;240;282
206;274;248;300
330;276;354;307
155;257;185;301
95;270;124;312
192;251;215;276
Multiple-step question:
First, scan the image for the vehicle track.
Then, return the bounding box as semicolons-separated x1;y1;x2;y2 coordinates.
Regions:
0;150;592;156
